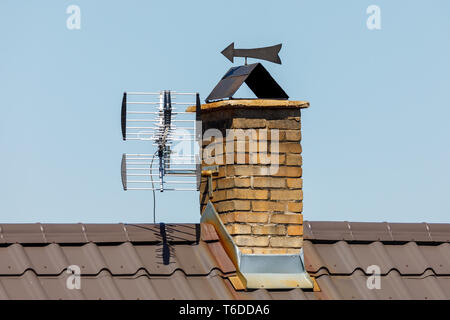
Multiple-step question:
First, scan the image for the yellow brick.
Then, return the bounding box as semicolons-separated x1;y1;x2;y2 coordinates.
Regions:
287;225;303;236
218;166;227;178
216;178;234;189
251;201;285;212
226;224;252;235
227;189;268;200
253;177;286;188
233;235;269;247
286;154;303;166
212;189;227;202
287;202;303;213
286;178;302;189
252;224;286;235
257;130;277;142
234;178;251;188
239;248;253;254
233;200;251;211
219;213;233;224
255;153;285;165
227;165;254;176
252;248;288;254
272;167;302;177
227;165;284;177
270;213;303;224
267;119;300;130
270;190;303;201
278;143;302;154
214;201;233;212
232;118;266;129
233;212;270;223
225;141;262;156
233;153;254;165
270;236;303;248
214;200;250;212
275;154;286;165
284;130;302;141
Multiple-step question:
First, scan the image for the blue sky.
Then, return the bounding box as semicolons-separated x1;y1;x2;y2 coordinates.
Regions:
0;0;449;223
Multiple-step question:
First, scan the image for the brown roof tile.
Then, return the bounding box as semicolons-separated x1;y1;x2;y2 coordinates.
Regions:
0;224;46;244
200;223;220;242
42;223;87;243
304;221;450;243
0;221;450;300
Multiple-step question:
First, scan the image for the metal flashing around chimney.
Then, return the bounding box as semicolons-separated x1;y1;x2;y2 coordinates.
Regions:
205;63;289;103
200;201;314;290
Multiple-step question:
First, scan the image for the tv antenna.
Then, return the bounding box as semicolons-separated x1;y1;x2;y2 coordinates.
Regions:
120;90;201;221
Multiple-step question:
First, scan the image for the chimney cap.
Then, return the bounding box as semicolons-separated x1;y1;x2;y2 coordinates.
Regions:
205;63;289;102
186;99;309;113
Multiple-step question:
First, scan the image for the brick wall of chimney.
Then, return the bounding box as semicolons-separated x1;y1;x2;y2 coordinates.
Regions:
199;101;306;254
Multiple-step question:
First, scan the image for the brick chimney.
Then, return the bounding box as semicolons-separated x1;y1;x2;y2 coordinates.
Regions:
197;99;309;255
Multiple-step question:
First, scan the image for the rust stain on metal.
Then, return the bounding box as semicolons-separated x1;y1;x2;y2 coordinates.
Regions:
311;276;321;292
228;275;246;291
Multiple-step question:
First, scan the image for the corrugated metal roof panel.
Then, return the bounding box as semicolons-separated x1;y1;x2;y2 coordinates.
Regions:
383;242;430;275
348;222;393;242
0;224;46;244
200;223;220;242
164;224;200;243
305;240;450;276
428;224;450;242
42;223;87;243
305;221;450;243
315;270;450;300
0;223;201;245
124;224;200;244
0;243;228;277
419;243;450;274
304;221;354;241
388;223;431;242
1;222;450;300
18;243;69;275
84;224;129;243
206;242;236;274
122;224;161;243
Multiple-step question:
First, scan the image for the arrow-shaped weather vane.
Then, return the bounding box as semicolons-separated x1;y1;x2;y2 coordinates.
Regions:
221;42;282;65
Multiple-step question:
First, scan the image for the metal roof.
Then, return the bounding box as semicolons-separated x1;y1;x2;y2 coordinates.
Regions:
205;63;289;102
0;221;449;300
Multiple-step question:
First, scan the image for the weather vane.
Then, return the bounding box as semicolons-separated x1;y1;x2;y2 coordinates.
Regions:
221;42;282;65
